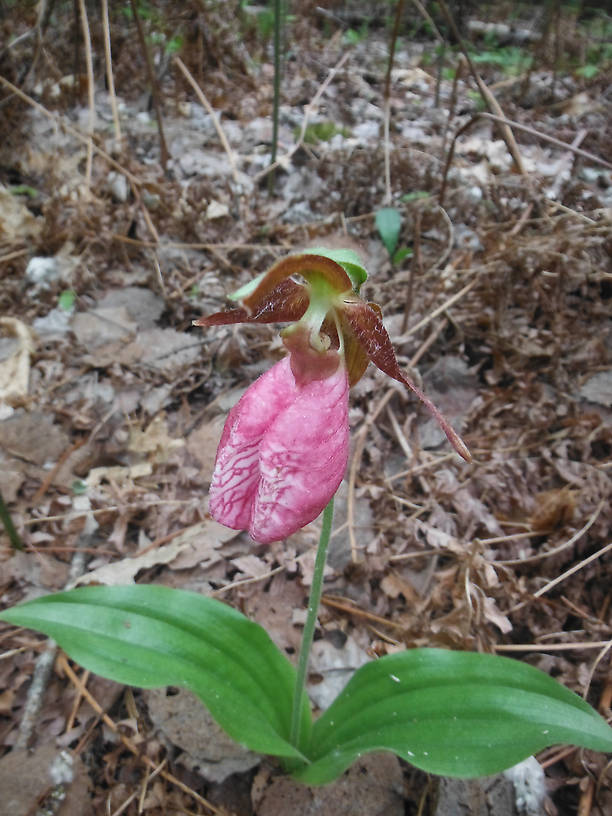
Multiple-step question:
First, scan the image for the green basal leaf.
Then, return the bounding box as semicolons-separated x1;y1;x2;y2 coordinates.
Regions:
302;247;367;292
375;207;402;258
0;586;310;761
296;649;612;785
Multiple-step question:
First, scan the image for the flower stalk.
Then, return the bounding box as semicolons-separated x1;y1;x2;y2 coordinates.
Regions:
289;496;334;750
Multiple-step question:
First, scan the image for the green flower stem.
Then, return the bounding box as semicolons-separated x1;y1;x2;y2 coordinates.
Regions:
289;496;334;748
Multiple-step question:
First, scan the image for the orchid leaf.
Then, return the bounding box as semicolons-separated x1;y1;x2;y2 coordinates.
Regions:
0;586;311;761
375;207;402;258
295;649;612;785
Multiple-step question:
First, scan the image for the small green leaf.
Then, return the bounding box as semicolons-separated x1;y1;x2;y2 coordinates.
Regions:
165;35;183;55
298;122;350;145
9;184;39;198
392;246;412;265
58;289;76;311
71;479;87;495
400;191;430;203
375;208;402;258
0;586;311;761
296;649;612;785
302;247;367;292
576;64;599;79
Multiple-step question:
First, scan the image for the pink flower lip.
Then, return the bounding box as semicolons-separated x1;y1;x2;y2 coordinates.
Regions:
209;356;349;544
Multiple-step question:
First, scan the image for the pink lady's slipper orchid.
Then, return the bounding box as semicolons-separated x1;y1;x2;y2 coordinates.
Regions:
194;249;470;544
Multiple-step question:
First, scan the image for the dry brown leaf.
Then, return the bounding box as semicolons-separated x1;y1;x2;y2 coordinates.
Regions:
145;687;259;783
84;462;152;488
186;414;226;484
71;307;137;349
0;184;41;242
0;318;34;414
168;519;238;570
0;411;69;467
0;743;92;816
252;752;404;816
230;554;269;578
481;595;513;634
529;487;577;532
128;414;184;463
73;537;192;586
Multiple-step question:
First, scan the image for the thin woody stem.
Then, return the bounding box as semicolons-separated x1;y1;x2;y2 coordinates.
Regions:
0;490;23;550
289;497;335;749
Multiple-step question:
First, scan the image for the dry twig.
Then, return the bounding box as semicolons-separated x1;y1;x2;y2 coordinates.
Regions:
131;0;169;169
59;656;222;815
101;0;122;146
438;0;526;175
491;500;605;566
439;111;612;207
0;77;141;186
174;56;239;184
76;0;95;192
252;51;350;183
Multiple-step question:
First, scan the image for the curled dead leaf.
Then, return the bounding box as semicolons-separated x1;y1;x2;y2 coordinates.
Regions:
0;318;34;414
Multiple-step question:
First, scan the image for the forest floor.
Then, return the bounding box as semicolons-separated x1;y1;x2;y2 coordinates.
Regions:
0;2;611;815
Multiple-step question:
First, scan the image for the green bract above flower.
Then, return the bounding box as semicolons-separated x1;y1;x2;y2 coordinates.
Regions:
194;250;471;462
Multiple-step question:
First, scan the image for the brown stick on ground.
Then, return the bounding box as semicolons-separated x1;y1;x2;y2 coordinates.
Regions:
438;0;526;176
129;0;169;169
59;655;223;815
76;0;95;192
382;0;405;204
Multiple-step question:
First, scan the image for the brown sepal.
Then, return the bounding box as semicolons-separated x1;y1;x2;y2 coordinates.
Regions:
241;254;352;315
194;279;309;327
342;299;472;462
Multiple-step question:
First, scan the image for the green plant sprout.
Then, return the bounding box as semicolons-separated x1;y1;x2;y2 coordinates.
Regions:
375;207;412;265
2;250;611;786
345;23;369;46
471;45;532;76
58;289;76;311
297;121;351;145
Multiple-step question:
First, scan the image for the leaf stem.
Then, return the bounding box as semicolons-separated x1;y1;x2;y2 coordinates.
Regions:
289;496;334;748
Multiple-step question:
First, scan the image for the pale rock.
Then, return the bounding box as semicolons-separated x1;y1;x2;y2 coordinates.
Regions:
107;171;129;202
206;199;229;219
25;256;59;288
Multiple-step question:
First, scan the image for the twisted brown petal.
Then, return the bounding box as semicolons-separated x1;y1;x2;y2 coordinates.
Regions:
341;300;472;462
240;254;352;315
194;279;309;327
